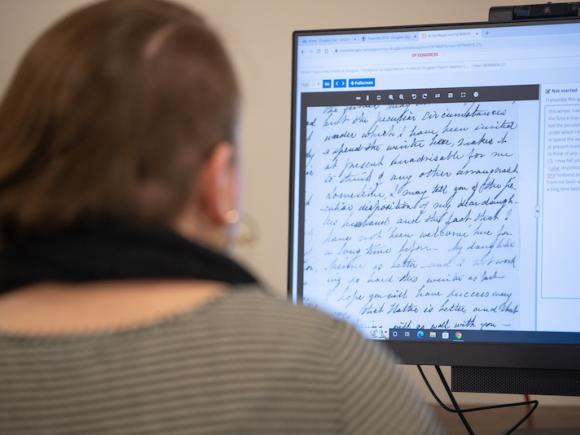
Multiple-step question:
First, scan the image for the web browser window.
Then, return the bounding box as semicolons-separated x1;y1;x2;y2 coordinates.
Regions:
290;22;580;344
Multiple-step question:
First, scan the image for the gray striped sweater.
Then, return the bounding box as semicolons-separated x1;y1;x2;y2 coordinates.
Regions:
0;287;442;434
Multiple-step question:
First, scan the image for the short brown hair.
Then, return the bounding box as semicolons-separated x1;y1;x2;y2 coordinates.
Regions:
0;0;238;240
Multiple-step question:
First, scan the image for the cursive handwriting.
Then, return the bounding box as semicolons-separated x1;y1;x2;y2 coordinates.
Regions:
302;101;521;337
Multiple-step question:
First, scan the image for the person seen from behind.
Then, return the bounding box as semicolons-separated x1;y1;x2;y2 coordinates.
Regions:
0;1;443;434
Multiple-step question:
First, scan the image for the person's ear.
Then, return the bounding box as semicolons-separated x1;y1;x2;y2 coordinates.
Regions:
197;141;237;226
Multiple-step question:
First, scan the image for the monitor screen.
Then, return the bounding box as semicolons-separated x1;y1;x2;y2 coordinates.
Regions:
288;20;580;369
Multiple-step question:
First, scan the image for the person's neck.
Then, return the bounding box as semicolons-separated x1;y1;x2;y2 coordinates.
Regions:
173;210;227;249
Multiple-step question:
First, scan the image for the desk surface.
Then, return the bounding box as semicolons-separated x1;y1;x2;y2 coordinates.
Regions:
432;404;580;435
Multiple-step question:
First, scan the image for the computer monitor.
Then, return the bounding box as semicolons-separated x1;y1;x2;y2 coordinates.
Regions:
288;19;580;396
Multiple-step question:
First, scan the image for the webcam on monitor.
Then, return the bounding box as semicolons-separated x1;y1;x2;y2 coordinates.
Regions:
490;2;580;22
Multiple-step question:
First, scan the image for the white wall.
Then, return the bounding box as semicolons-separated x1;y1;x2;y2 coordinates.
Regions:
1;0;579;407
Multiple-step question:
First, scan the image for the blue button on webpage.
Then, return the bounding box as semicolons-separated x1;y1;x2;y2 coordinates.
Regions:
333;79;347;88
349;78;375;87
322;80;332;88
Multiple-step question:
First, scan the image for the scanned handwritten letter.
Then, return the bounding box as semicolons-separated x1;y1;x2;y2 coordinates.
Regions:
303;102;520;337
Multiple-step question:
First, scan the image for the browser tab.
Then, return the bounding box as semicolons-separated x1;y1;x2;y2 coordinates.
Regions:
418;28;482;42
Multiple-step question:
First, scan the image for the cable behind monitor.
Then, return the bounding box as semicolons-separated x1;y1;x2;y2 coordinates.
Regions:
418;366;539;435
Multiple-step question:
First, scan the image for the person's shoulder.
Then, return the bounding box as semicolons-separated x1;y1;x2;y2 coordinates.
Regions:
204;285;367;351
218;285;343;333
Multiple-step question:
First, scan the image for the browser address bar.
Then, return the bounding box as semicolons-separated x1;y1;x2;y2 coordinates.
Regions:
418;29;482;42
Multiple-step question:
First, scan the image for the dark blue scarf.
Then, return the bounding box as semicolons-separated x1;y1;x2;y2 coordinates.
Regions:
0;219;258;293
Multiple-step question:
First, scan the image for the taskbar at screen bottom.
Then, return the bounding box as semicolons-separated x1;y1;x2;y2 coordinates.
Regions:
387;328;580;345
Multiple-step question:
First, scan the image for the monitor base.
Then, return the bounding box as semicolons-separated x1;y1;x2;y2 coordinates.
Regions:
452;366;580;396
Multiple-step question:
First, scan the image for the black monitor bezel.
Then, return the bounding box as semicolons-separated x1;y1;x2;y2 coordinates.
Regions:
288;18;580;371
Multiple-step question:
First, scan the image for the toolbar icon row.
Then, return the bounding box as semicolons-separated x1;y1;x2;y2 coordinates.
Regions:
352;90;481;103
